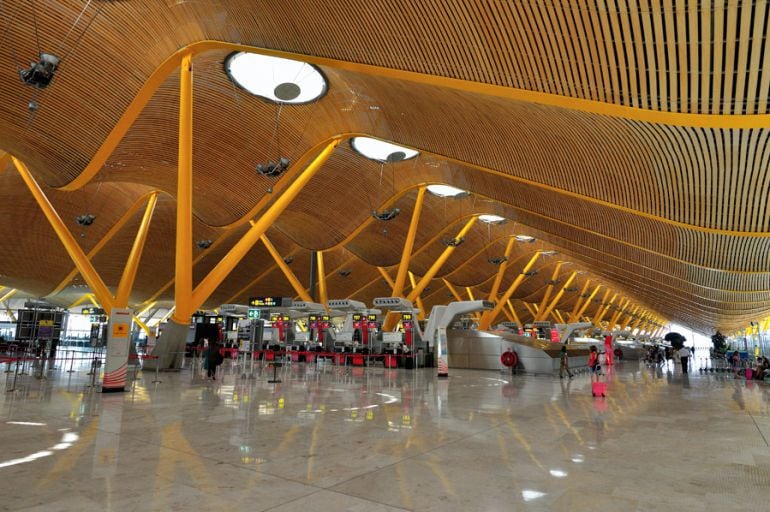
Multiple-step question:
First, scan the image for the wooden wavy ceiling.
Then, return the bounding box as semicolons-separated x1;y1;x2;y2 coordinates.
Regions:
1;1;768;334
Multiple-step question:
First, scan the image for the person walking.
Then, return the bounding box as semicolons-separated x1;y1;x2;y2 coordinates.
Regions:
589;345;600;381
559;345;573;379
679;345;690;373
204;339;223;380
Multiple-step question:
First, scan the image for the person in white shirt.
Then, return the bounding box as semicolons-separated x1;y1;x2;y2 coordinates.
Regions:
679;345;691;373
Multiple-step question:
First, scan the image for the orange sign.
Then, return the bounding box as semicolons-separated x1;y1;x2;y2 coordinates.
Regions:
112;323;129;338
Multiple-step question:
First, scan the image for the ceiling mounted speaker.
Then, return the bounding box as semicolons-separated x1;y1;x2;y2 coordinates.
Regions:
256;157;290;177
487;256;508;265
371;208;400;221
20;53;60;88
442;236;464;247
75;214;95;226
283;256;294;265
338;269;352;277
196;239;213;249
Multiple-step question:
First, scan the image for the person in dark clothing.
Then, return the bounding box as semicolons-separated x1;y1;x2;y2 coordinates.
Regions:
204;340;223;380
559;345;573;379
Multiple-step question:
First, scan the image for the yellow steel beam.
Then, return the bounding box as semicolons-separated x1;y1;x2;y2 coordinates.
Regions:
487;237;517;301
133;315;151;336
443;279;463;302
408;271;426;320
377;267;396;290
59;39;770;196
479;252;542;330
48;190;160;297
619;306;641;331
406;216;478;303
538;271;579;324
522;302;538;320
12;158;115;313
606;299;630;331
67;293;92;310
174;53;195;320
317;251;328;309
184;140;339;320
0;288;17;303
593;292;617;325
571;284;602;323
135;301;157;317
565;279;591;323
261;235;313;303
115;192;158;307
392;186;425;297
502;306;515;323
553;309;565;324
506;300;522;326
0;299;16;322
537;262;564;316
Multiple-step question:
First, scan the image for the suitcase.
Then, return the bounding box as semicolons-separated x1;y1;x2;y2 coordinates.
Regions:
745;368;753;380
592;381;606;397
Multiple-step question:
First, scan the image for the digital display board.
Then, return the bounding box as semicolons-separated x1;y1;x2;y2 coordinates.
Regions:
322;315;330;321
248;296;292;308
309;315;318;321
352;314;363;321
247;309;260;319
402;313;413;321
367;314;377;321
81;307;105;315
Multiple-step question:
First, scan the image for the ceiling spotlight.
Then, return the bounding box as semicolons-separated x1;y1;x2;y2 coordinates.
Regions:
442;236;465;247
283;256;294;265
338;269;352;277
371;208;400;221
515;235;536;243
75;214;95;226
20;53;60;89
256;157;290;177
487;256;508;265
195;239;213;249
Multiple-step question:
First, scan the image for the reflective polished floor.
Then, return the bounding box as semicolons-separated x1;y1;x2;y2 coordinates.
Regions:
1;355;769;511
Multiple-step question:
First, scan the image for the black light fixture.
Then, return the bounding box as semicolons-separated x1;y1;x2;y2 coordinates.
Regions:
75;214;95;226
371;208;400;221
256;157;290;177
487;256;508;265
545;279;560;285
564;287;578;292
338;269;352;277
442;236;464;247
283;255;294;265
196;239;213;249
523;270;538;277
20;53;60;89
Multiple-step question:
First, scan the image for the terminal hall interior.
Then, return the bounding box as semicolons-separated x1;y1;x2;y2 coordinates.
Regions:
1;2;770;512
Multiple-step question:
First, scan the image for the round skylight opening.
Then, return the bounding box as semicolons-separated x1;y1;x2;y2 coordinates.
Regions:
225;52;327;104
515;235;536;243
478;214;506;224
426;184;468;198
350;137;419;163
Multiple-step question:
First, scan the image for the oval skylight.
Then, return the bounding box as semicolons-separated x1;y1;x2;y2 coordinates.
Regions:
515;235;536;242
225;52;327;104
426;184;468;197
478;214;506;224
350;137;419;162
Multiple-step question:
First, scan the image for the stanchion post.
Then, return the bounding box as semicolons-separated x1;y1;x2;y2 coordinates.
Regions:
152;358;162;384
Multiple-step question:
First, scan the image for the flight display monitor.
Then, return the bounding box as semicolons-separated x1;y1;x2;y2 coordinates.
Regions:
322;315;330;321
402;313;413;321
248;296;292;308
352;313;363;321
309;315;318;321
81;307;105;315
367;314;377;321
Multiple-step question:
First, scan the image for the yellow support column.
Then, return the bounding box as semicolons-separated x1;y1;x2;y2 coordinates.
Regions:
606;298;630;331
187;140;339;318
261;235;313;303
593;292;617;325
506;300;522;326
174;53;194;320
377;267;396;290
67;293;92;310
522;302;538;320
0;288;16;303
115;192;158;307
620;306;640;331
571;284;602;323
408;271;426;320
537;271;578;323
442;279;463;302
392;186;425;297
553;309;566;324
566;279;591;323
537;262;564;315
406;216;478;303
487;237;516;301
317;251;328;309
12;158;115;313
478;251;542;330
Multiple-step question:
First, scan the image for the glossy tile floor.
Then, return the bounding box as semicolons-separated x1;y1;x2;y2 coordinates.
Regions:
1;354;769;511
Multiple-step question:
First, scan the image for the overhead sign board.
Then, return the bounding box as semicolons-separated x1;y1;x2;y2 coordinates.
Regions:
82;307;106;315
247;309;260;319
248;297;292;308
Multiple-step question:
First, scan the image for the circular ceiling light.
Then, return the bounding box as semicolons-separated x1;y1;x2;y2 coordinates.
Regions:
350;137;419;162
225;52;327;104
478;214;506;224
426;184;468;198
515;235;536;242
